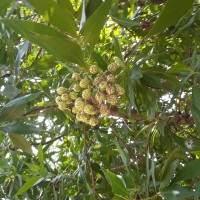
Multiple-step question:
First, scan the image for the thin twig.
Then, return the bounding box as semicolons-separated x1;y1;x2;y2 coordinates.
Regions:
31;134;64;146
83;124;100;199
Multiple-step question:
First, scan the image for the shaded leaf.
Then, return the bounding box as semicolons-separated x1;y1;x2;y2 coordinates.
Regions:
38;144;44;167
0;122;41;135
86;0;102;18
30;55;57;71
0;92;41;121
115;142;130;166
102;169;129;197
26;0;77;36
147;0;195;37
161;184;194;200
172;159;200;183
9;134;33;155
0;19;84;65
82;0;113;50
112;16;139;28
14;176;43;197
1;85;21;100
0;0;13;11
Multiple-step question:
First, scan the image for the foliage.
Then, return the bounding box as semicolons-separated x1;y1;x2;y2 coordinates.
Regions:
0;0;200;199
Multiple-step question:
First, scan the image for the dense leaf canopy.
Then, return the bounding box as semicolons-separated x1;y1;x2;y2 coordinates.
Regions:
0;0;200;199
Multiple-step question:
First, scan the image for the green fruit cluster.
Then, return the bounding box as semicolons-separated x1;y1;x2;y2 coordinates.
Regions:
55;63;125;126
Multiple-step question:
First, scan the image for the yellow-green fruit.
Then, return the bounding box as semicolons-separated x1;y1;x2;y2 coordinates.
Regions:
100;104;110;116
72;72;81;81
106;85;115;95
107;94;118;106
84;104;98;115
57;87;68;95
55;96;62;104
72;106;81;114
99;81;108;91
94;76;105;85
61;93;70;101
89;65;99;74
89;116;99;126
57;102;67;111
82;89;91;100
69;91;78;100
95;91;106;102
76;113;90;123
80;78;90;88
108;63;118;73
106;74;116;83
73;84;81;93
75;98;85;111
115;84;125;95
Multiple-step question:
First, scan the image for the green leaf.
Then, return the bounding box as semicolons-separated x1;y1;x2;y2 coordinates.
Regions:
111;16;139;28
172;159;200;183
82;0;113;50
146;0;195;37
23;162;40;172
9;134;33;155
0;19;84;65
30;55;57;71
2;85;21;100
191;86;200;133
112;35;123;60
26;0;77;36
0;92;41;121
86;0;102;18
0;0;13;11
102;169;129;197
160;160;179;189
0;122;41;135
14;176;43;197
161;184;194;200
38;144;44;167
115;142;129;166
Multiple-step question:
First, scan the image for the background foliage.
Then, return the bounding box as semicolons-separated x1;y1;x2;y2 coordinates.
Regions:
0;0;200;199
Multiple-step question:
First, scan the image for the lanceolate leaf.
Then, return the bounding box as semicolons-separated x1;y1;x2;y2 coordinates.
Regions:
0;19;85;65
0;122;42;135
9;134;33;155
82;0;113;50
26;0;77;36
146;0;195;37
0;0;13;11
102;169;129;197
0;92;41;121
14;176;43;197
172;159;200;183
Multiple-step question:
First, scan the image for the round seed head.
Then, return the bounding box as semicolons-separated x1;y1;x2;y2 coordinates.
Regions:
106;74;116;83
94;76;105;85
115;84;125;95
89;65;100;74
57;101;67;111
75;98;85;111
61;93;70;101
108;63;118;73
99;81;108;91
84;104;98;115
95;91;106;102
89;116;99;126
72;106;81;114
72;84;81;92
76;113;90;123
69;91;78;100
72;73;81;81
106;85;116;95
55;96;62;104
107;94;118;106
100;104;110;116
82;89;92;100
80;78;90;88
57;87;68;95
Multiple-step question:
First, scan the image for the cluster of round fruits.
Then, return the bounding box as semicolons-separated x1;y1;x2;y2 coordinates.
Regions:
55;63;125;126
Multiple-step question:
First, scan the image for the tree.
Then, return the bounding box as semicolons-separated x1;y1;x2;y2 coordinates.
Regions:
0;0;199;199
